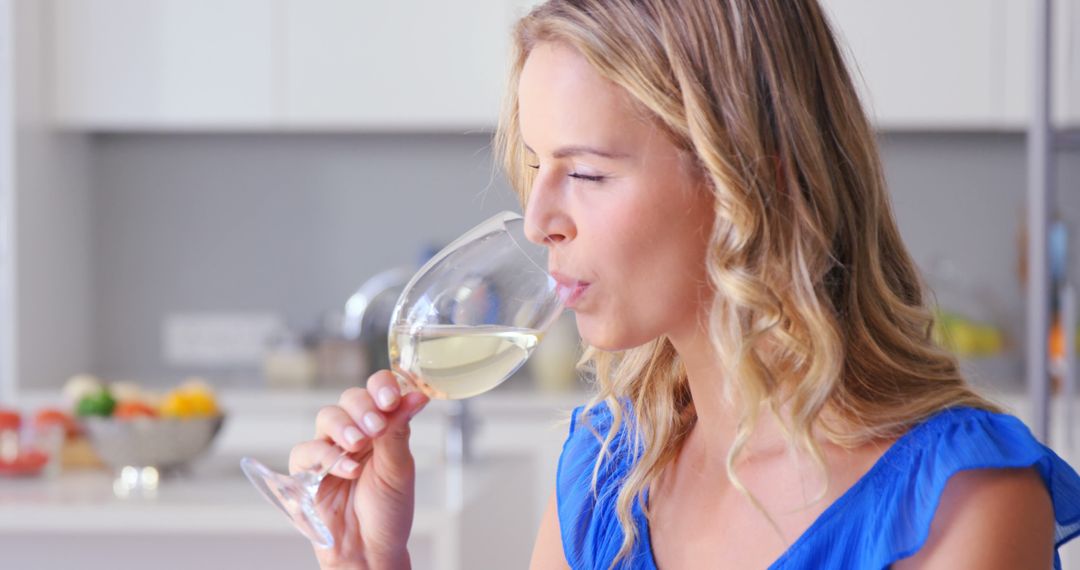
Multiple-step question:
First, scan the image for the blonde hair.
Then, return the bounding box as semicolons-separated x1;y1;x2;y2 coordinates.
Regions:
494;0;1003;566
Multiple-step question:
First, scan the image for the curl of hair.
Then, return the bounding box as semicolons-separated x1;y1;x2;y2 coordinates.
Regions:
494;1;1002;567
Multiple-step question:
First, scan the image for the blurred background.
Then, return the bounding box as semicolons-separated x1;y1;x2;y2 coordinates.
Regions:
1;0;1079;568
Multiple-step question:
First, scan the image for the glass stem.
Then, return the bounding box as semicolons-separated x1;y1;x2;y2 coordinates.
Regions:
315;449;351;481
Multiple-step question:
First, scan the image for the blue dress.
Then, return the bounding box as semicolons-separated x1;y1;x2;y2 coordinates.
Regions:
556;402;1080;569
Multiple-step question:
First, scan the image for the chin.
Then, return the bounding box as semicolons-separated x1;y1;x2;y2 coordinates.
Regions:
573;313;654;352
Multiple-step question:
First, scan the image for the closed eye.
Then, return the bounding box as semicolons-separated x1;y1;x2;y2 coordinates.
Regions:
526;164;606;183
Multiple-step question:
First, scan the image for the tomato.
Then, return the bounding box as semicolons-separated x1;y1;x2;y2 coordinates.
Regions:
0;409;20;431
114;401;158;420
0;449;49;476
33;408;80;438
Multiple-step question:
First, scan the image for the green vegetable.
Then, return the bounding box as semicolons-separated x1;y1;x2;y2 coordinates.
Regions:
75;389;116;417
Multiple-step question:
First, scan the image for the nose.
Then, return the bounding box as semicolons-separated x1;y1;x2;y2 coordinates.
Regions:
523;175;576;246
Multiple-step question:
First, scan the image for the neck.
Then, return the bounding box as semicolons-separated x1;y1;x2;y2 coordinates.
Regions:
668;324;792;474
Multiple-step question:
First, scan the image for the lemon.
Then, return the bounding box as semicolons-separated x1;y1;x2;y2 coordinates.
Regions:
185;390;219;416
160;391;195;418
159;380;220;418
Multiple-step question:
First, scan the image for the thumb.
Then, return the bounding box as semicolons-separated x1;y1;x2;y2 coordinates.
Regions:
371;391;430;479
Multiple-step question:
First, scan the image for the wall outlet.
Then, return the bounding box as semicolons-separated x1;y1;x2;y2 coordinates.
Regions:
163;313;283;367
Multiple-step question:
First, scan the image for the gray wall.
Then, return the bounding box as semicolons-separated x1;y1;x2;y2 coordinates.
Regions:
883;132;1080;395
50;131;1078;391
89;133;520;387
11;0;94;398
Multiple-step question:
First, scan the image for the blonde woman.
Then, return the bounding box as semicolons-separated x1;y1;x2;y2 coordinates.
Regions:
289;1;1080;568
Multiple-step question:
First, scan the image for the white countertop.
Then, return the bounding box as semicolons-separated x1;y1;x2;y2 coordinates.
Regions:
0;386;584;538
4;385;1075;535
0;451;467;535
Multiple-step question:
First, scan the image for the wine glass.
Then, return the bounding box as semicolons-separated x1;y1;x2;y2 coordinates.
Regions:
240;210;566;549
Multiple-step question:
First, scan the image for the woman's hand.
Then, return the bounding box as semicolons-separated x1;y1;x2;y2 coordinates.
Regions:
289;371;430;570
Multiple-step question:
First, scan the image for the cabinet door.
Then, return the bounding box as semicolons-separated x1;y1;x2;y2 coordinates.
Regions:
1068;0;1080;127
282;0;525;130
1001;0;1078;128
820;0;1001;130
53;0;276;128
1056;0;1079;127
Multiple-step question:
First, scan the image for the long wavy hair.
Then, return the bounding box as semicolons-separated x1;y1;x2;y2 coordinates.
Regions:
494;0;1003;566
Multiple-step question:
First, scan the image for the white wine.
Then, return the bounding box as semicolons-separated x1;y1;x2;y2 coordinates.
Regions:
390;324;543;399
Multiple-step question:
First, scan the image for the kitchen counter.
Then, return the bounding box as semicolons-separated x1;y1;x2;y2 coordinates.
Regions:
6;385;1076;569
0;446;546;570
1;387;583;570
0;453;454;535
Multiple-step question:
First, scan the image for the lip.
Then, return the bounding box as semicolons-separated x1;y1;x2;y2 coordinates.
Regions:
551;271;591;308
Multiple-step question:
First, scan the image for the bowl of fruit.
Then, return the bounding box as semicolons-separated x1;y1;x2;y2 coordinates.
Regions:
67;376;226;472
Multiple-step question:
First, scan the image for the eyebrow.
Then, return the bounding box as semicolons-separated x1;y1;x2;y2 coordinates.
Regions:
523;143;630;160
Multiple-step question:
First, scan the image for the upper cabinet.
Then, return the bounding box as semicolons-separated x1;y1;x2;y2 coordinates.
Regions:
52;0;535;131
999;0;1080;128
52;0;1078;131
53;0;278;129
282;0;516;130
821;0;1079;130
822;0;1000;130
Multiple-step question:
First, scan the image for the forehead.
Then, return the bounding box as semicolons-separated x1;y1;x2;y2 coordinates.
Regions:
517;42;648;151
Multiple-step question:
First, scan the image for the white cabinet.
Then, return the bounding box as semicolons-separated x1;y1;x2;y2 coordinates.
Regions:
282;0;518;130
822;0;1080;130
1000;0;1080;128
822;0;1001;130
53;0;277;128
52;0;535;131
52;0;1076;131
1067;0;1080;126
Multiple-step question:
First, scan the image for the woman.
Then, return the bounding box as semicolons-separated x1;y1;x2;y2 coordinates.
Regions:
290;1;1080;568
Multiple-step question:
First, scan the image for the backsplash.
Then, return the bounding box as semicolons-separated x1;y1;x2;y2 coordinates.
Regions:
89;133;520;386
55;131;1079;390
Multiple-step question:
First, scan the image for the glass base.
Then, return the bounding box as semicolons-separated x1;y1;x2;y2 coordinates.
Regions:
240;456;334;549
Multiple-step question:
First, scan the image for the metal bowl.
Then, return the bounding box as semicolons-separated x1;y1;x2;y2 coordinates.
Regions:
81;415;225;472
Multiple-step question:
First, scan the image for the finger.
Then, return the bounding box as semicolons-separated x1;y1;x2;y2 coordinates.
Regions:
366;370;404;413
403;391;430;421
371;391;431;478
314;404;368;453
289;440;365;479
338;387;388;438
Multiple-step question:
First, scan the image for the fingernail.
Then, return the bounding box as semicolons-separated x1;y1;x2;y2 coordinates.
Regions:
344;426;363;446
377;387;398;409
363;412;386;433
339;458;360;473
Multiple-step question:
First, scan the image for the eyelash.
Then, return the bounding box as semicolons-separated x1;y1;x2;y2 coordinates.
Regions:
526;164;606;183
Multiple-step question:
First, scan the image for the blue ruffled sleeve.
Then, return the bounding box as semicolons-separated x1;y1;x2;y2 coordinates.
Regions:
869;408;1080;568
556;401;655;570
774;407;1080;569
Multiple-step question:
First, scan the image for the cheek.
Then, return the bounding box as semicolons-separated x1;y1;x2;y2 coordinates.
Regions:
575;265;698;351
575;234;699;350
637;246;705;325
572;175;713;348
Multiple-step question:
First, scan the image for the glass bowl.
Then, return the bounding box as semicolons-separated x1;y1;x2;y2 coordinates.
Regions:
80;414;225;473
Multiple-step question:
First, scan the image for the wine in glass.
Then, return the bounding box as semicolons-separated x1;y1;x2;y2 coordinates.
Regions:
240;210;566;548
